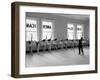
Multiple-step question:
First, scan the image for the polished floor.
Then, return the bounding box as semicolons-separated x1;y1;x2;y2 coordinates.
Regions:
26;47;89;67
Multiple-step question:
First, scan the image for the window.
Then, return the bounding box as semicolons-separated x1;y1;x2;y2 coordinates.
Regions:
26;19;38;41
67;24;74;40
42;21;53;40
77;25;83;39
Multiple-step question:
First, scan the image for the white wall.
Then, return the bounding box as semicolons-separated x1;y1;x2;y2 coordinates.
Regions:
0;0;100;80
84;20;90;40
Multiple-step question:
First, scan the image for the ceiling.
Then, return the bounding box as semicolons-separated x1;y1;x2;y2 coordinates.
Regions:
55;14;90;21
27;12;90;21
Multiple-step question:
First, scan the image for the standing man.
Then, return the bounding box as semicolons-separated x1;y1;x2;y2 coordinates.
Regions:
78;37;84;55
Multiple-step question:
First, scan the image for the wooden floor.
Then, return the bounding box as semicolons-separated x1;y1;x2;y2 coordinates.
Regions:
26;47;89;67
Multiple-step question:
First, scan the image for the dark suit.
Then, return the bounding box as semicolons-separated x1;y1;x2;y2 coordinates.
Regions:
78;38;84;55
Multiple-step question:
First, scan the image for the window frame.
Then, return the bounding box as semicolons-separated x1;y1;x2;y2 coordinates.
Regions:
41;19;54;40
76;24;84;39
67;23;75;40
25;17;39;41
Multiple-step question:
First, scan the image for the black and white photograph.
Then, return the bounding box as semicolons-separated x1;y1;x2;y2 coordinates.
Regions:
25;12;90;67
11;2;97;78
